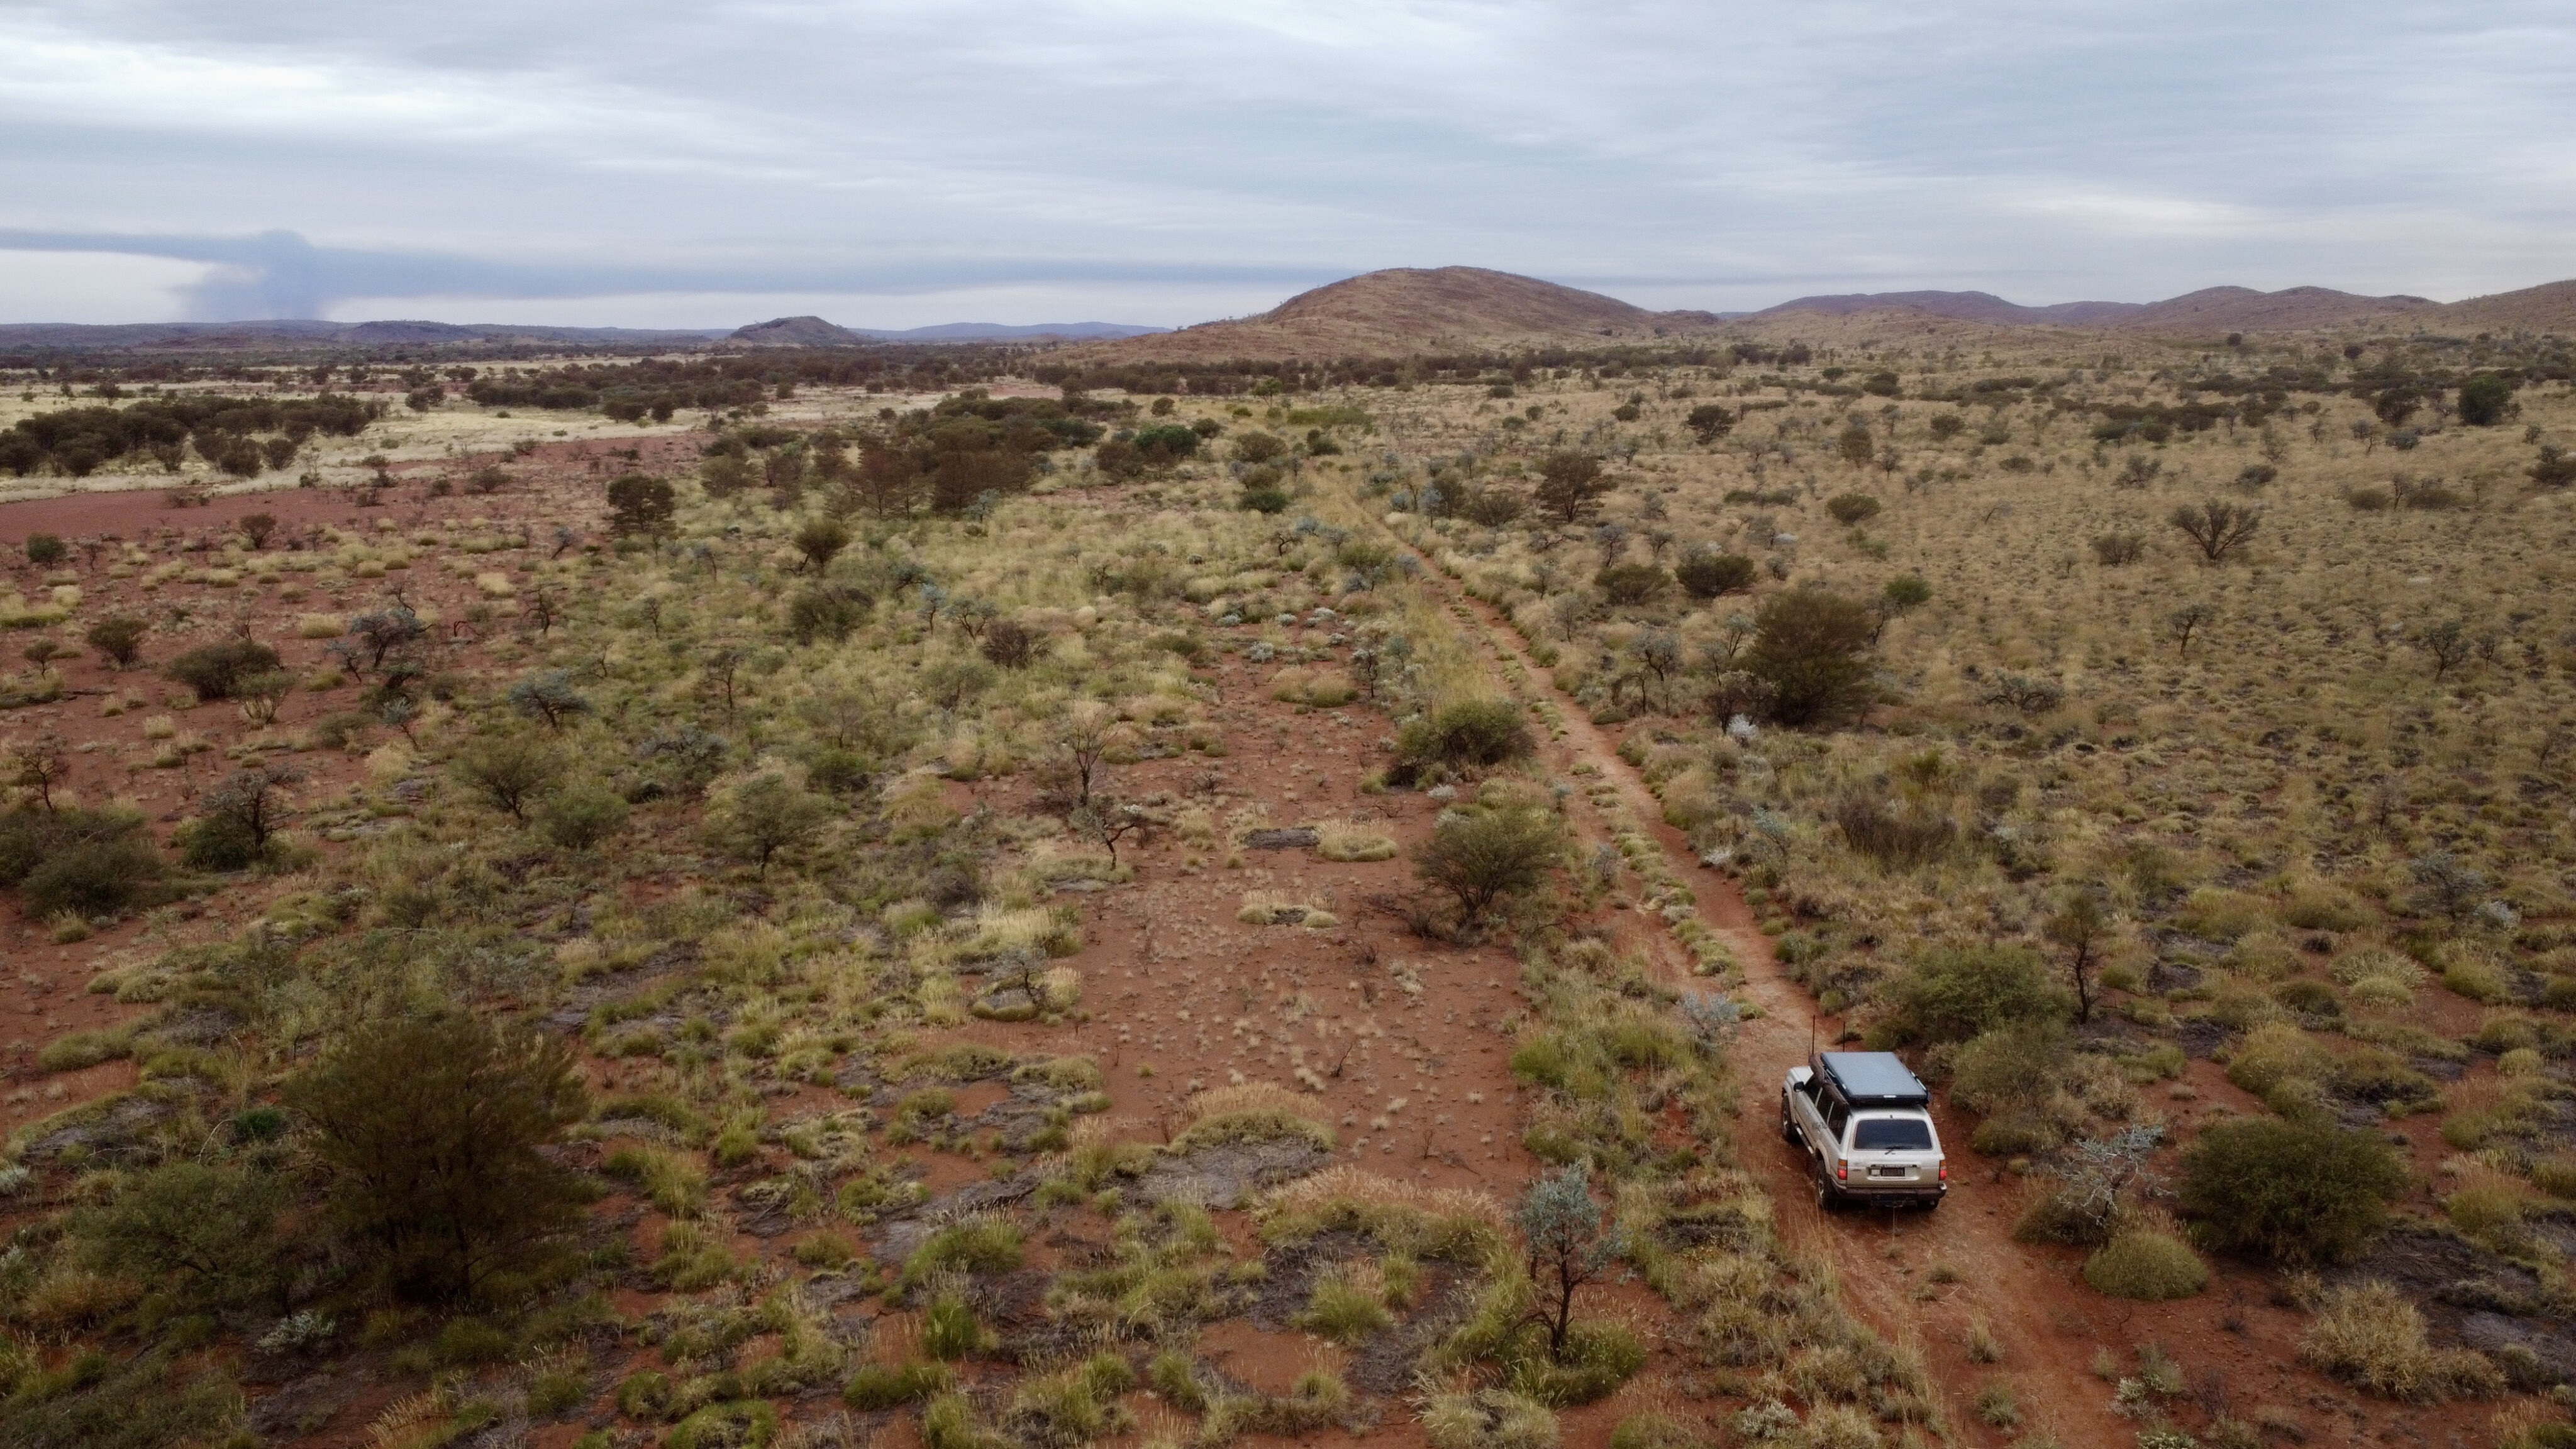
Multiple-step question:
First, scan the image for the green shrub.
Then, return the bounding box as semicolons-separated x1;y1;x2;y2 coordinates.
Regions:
1296;1274;1393;1344
921;1294;988;1359
538;784;628;850
174;811;261;872
1878;944;2066;1045
1240;482;1291;513
162;640;280;700
901;1218;1023;1288
23;836;164;916
72;1162;282;1313
1946;1022;2067;1113
2179;1116;2406;1266
1825;492;1882;525
1745;586;1877;726
1674;551;1755;599
1414;806;1562;925
843;1360;950;1409
286;1013;589;1302
1399;697;1533;770
1608;1411;1702;1449
2082;1230;2208;1300
23;533;65;566
2300;1280;2504;1401
1593;563;1669;606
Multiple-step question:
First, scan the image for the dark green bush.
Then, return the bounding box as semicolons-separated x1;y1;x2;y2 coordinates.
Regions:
174;811;261;872
1397;698;1532;770
1239;482;1291;514
1594;563;1669;606
23;534;65;566
84;616;147;669
2179;1116;2406;1266
1674;550;1753;599
537;784;628;851
1877;945;2066;1045
162;640;280;700
1825;492;1882;525
786;584;870;644
285;1014;589;1302
1746;587;1877;726
21;833;165;917
1415;807;1562;925
74;1162;283;1313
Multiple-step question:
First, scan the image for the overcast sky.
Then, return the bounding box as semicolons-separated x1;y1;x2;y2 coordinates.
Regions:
3;1;2572;328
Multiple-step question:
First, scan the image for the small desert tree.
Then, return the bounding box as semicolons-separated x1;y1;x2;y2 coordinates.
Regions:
2167;499;2261;563
2167;602;2215;659
1414;806;1560;927
1533;452;1609;524
2457;372;2513;426
84;615;148;669
453;734;564;821
706;771;834;877
286;1014;589;1302
606;472;677;538
1674;549;1753;599
2042;886;2112;1024
1514;1163;1626;1362
1745;587;1877;727
792;516;851;573
2416;619;2474;681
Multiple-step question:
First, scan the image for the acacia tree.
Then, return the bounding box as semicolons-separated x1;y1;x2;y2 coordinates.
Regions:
1533;452;1609;524
2043;886;2112;1024
1514;1163;1626;1361
286;1014;588;1303
2167;499;2261;563
1745;587;1877;727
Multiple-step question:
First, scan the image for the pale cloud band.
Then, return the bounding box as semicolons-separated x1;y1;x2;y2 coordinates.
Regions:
1;1;2569;326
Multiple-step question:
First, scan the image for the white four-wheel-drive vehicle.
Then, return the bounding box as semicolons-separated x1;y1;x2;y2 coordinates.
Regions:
1780;1051;1946;1211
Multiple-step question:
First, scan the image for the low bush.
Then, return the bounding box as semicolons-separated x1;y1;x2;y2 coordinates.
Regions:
537;783;628;850
2082;1230;2208;1300
2299;1280;2504;1401
1423;1388;1559;1449
2179;1116;2405;1266
900;1218;1023;1288
1825;492;1882;525
1397;697;1533;770
843;1360;951;1409
1674;550;1755;599
23;836;164;917
1594;563;1670;606
1877;943;2066;1045
1414;806;1562;926
1607;1411;1702;1449
162;640;280;700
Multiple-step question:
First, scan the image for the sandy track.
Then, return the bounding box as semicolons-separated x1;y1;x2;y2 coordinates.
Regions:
1417;572;2128;1446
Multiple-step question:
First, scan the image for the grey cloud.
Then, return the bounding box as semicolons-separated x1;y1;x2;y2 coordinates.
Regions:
2;1;2572;323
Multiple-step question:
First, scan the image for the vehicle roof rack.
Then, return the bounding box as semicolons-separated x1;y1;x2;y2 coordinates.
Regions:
1818;1051;1930;1106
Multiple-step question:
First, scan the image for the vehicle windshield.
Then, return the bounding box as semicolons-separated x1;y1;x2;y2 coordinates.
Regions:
1852;1116;1933;1150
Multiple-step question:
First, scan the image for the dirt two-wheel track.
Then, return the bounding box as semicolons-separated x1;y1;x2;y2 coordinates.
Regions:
1419;572;2127;1446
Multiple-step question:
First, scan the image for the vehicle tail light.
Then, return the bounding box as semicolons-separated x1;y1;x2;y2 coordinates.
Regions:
1836;1161;1847;1182
1938;1159;1948;1182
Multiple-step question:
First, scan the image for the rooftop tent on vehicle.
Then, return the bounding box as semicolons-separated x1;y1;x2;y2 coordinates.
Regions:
1816;1051;1930;1107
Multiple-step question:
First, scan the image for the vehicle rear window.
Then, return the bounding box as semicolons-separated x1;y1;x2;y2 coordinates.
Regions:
1852;1117;1933;1150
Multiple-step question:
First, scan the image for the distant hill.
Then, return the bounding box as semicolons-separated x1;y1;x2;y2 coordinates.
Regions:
1092;267;1727;360
2436;279;2576;333
1750;291;2143;326
728;315;870;347
730;316;1163;346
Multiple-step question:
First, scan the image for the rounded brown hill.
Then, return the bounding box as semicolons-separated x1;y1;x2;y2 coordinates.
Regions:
1087;265;1724;360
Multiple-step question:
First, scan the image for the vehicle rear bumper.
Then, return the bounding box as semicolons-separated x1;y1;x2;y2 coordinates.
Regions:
1834;1186;1946;1207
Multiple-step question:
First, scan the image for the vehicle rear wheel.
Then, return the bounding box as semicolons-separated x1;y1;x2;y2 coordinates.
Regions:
1779;1100;1800;1144
1813;1170;1839;1213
